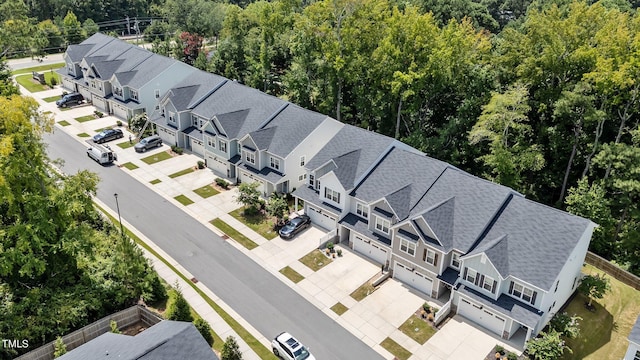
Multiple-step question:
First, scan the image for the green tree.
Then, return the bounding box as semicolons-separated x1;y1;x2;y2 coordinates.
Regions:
577;274;610;307
549;312;581;339
62;11;84;45
193;318;214;347
266;193;289;226
221;336;243;360
53;336;67;357
38;19;63;52
0;59;19;97
83;19;99;37
165;284;193;322
526;330;571;360
235;182;262;213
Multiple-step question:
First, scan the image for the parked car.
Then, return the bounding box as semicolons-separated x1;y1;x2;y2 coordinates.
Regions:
278;215;311;239
56;93;84;107
134;135;162;152
93;128;123;143
271;332;315;360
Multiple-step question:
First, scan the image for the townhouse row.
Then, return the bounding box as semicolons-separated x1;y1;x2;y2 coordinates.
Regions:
58;33;597;347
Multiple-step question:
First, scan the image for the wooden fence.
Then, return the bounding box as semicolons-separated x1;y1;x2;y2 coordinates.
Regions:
585;251;640;291
15;305;162;360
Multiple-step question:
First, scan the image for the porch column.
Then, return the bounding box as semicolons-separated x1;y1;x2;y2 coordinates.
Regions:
524;327;533;344
294;198;298;212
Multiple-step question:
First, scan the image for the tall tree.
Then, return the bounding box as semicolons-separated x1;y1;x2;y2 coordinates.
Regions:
62;11;84;45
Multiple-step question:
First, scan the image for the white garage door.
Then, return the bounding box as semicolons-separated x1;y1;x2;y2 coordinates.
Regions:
306;206;336;230
206;153;227;177
112;103;128;119
92;96;108;112
63;78;76;92
393;262;433;295
353;234;388;264
457;297;505;336
191;139;204;156
157;127;176;146
78;85;91;100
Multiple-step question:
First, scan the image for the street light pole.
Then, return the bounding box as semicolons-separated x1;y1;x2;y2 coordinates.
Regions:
114;193;124;236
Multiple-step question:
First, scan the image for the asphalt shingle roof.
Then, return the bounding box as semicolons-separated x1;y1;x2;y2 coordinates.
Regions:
165;71;227;111
469;195;592;290
629;315;640;345
58;321;218;360
66;33;115;62
420;197;455;250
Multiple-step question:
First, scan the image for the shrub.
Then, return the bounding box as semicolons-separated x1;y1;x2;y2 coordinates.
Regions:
336;248;342;257
197;160;205;169
327;241;334;250
221;336;243;360
53;337;67;357
215;178;229;189
507;352;518;360
94;110;104;118
166;284;193;322
171;145;184;155
495;345;505;355
193;318;214;346
116;120;123;127
49;77;58;87
422;302;431;313
110;319;121;334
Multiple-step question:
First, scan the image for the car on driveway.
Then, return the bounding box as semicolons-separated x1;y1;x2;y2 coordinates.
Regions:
56;93;84;107
272;332;315;360
93;128;123;143
134;135;162;152
278;215;311;239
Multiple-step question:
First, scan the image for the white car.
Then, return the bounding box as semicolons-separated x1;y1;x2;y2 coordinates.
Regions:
271;332;315;360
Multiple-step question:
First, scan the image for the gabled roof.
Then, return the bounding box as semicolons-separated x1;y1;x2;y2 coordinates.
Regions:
121;54;178;88
411;168;516;253
420;197;455;250
215;109;251;138
164;71;227;111
58;321;218;360
191;81;287;140
92;59;124;79
65;33;115;62
473;195;593;291
630;315;640;345
351;147;449;217
249;126;277;150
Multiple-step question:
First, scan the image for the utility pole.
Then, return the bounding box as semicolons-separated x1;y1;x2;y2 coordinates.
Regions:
126;16;130;35
114;193;124;237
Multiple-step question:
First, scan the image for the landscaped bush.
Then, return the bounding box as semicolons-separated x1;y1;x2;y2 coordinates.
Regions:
49;76;58;87
423;302;431;313
327;241;334;251
215;177;229;189
197;160;205;169
171;145;184;155
94;110;104;118
507;352;518;360
495;345;505;354
116;120;123;127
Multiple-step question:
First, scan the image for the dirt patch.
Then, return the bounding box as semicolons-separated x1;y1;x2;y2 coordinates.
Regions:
121;321;149;336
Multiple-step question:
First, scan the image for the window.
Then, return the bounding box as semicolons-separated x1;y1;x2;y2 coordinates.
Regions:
155;89;160;98
300;156;306;166
509;281;537;305
483;275;496;294
324;188;340;203
244;151;255;165
237;143;241;154
423;249;438;266
155;104;160;111
270;157;280;170
114;87;123;97
207;138;215;148
634;350;640;360
356;203;368;218
218;140;227;153
466;268;477;284
131;90;138;101
309;174;314;187
168;112;176;124
298;174;307;181
400;238;416;256
554;280;559;293
451;253;460;269
375;217;390;234
315;180;320;191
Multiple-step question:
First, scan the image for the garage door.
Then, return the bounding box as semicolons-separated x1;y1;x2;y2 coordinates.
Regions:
63;78;76;92
394;262;433;295
92;96;108;112
157;127;176;146
112;103;128;119
78;85;91;100
306;206;336;230
191;139;204;156
353;234;388;264
457;297;505;336
206;153;228;177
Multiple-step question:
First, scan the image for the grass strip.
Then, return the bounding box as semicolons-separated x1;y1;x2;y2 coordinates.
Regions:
122;162;139;170
399;315;437;344
43;95;61;102
169;167;195;178
174;194;194;206
150;179;162;185
229;207;278;240
210;218;258;250
330;302;349;316
350;281;376;301
12;62;65;75
75;115;96;122
279;266;304;284
380;337;411;360
77;132;90;137
94;204;277;360
117;141;134;149
141;151;172;164
58;120;71;126
299;249;331;272
15;73;59;92
193;184;220;199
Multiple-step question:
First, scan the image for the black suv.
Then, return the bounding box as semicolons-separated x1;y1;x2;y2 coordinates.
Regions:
56;93;84;107
93;128;123;143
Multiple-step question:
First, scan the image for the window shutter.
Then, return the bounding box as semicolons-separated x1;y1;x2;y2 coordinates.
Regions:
491;280;497;294
477;274;483;287
509;281;514;294
423;249;427;262
531;291;538;304
463;267;467;280
434;253;438;267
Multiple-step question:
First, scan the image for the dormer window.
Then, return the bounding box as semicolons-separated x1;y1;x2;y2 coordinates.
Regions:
270;157;280;170
451;253;460;269
244;151;255;165
155;89;160;98
309;174;314;187
375;216;390;234
114;87;123;97
131;90;138;101
356;203;368;218
207;137;215;148
168;112;176;124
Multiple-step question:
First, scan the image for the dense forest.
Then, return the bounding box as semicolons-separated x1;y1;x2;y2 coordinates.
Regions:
0;0;639;276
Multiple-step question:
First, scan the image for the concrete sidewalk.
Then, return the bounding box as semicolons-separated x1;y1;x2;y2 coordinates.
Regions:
15;55;524;360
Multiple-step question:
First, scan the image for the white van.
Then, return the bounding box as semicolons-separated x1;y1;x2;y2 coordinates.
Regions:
87;142;117;165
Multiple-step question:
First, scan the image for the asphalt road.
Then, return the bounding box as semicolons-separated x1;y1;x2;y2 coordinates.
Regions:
43;128;384;360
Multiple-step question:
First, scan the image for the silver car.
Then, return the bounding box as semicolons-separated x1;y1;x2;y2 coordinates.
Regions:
134;135;162;152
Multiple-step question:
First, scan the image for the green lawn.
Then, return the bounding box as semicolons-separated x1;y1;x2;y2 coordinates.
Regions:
299;249;331;271
351;281;376;301
330;302;349;316
380;337;411;360
141;151;172;164
279;266;304;283
77;132;90;137
58;120;71;126
229;207;278;240
210;218;258;250
561;264;640;360
174;194;194;206
149;179;162;185
117;141;134;149
75;115;96;122
43;95;61;102
122;162;139;170
14;73;60;92
168;167;195;178
193;184;220;199
399;315;437;344
12;62;65;75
